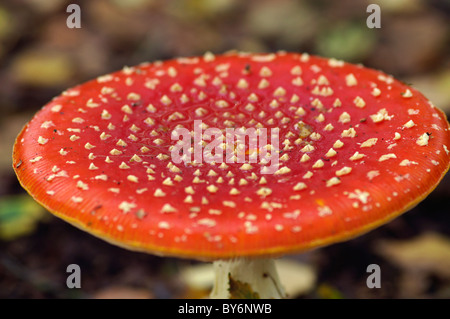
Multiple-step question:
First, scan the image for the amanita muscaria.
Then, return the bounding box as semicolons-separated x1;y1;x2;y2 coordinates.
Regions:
13;52;450;298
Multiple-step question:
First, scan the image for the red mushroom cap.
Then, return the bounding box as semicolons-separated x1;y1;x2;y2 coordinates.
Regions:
13;52;450;260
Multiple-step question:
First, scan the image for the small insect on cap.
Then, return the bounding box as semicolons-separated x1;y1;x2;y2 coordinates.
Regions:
13;52;450;260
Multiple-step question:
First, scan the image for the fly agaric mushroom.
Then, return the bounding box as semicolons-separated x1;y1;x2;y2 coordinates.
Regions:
13;52;450;298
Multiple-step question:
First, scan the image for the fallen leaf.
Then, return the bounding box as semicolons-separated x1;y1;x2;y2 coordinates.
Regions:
10;49;75;87
316;21;376;62
375;232;450;279
228;274;260;299
0;194;48;240
317;283;344;299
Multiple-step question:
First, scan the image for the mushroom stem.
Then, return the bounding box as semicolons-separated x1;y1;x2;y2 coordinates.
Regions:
210;258;286;299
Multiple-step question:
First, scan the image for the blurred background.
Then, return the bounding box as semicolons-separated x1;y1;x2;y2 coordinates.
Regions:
1;0;450;299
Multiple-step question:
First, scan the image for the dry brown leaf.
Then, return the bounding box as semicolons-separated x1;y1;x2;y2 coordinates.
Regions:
375;232;450;279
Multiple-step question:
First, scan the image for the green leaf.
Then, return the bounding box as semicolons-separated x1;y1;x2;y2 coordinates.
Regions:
0;194;48;240
316;21;376;62
317;283;344;299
